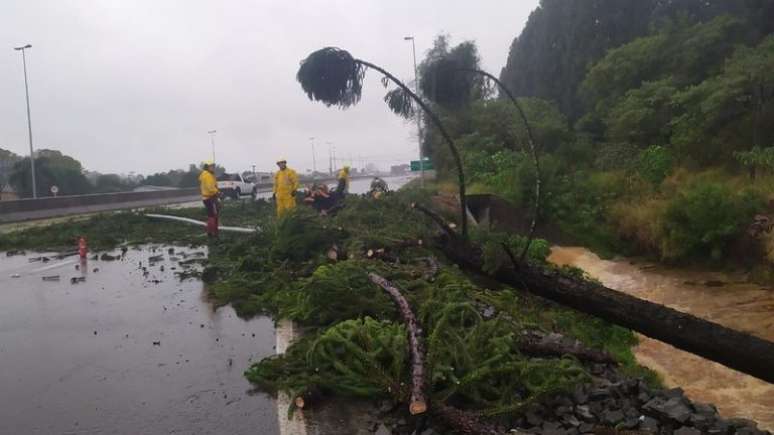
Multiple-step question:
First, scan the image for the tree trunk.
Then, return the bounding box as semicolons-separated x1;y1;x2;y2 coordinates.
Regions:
357;59;469;238
462;68;542;263
294;387;324;410
436;234;774;384
518;330;617;364
368;273;428;415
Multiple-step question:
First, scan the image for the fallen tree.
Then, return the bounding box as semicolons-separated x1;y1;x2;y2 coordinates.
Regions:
414;203;774;384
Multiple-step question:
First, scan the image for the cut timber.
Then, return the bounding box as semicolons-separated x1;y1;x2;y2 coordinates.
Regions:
411;203;457;239
293;387;323;410
435;233;774;384
518;331;616;364
367;273;427;415
326;245;340;262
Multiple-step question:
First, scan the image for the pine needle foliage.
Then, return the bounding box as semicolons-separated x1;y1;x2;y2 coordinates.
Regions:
384;88;416;119
3;186;651;422
297;47;365;108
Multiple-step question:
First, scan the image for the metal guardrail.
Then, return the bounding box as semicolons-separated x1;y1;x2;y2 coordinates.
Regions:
0;188;200;223
0;175;390;224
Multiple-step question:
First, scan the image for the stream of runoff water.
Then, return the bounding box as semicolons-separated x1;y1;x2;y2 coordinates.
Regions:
549;246;774;431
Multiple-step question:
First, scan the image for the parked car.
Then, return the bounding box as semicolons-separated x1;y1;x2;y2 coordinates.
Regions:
216;173;256;199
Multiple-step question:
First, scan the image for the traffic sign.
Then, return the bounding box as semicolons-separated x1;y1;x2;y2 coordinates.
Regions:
50;185;59;196
410;159;433;171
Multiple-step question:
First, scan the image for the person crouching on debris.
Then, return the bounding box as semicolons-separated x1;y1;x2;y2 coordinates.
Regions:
369;177;389;199
199;161;220;237
273;158;299;217
304;183;335;214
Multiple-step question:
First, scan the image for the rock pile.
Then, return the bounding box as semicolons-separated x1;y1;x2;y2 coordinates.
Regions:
509;363;769;435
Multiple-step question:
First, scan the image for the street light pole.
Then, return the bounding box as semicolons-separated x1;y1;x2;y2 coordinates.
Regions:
207;130;217;163
326;142;333;175
309;136;317;177
14;44;37;198
404;36;424;186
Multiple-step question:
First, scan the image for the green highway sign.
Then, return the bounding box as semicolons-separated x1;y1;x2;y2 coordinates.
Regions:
410;159;433;171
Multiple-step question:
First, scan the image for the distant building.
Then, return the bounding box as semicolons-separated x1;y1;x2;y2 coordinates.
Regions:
0;183;18;201
390;164;410;175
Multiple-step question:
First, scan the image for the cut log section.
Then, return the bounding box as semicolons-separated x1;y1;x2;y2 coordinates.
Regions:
434;233;774;384
411;203;458;239
326;245;341;262
368;273;427;415
518;330;616;364
294;387;323;410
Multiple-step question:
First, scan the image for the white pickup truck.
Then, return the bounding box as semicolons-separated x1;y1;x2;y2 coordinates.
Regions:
216;173;257;199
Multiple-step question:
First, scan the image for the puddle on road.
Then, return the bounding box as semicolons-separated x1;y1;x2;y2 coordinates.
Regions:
0;246;278;434
0;245;386;435
549;246;774;431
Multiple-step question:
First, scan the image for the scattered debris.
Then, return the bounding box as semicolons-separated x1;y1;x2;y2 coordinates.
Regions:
70;277;86;284
42;275;61;282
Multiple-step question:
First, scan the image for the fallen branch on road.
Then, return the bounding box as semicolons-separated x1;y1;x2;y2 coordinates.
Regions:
368;272;428;415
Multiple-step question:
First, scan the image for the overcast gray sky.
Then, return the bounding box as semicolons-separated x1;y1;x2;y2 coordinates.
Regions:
1;0;539;175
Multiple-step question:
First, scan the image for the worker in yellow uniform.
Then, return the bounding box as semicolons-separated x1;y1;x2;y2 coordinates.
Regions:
199;161;220;237
336;166;350;198
273;158;299;217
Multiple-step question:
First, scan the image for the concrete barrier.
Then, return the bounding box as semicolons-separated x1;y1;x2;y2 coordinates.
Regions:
0;188;200;223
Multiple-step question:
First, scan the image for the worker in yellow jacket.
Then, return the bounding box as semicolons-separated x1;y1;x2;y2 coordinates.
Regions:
199;161;220;237
336;166;350;197
273;158;299;217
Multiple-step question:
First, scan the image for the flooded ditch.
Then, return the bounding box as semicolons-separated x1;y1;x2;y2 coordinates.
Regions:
549;246;774;431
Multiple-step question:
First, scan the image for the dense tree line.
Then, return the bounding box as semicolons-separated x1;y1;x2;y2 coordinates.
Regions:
499;0;774;121
1;147;215;198
417;2;774;263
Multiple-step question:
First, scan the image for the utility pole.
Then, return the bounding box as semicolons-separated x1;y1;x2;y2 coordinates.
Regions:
326;142;333;175
207;130;217;162
14;44;37;198
404;36;424;186
309;136;317;177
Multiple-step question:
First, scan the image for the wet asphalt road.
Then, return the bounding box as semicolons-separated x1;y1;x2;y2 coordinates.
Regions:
0;246;278;435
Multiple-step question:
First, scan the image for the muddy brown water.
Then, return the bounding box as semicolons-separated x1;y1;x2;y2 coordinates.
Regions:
0;246;377;435
549;246;774;431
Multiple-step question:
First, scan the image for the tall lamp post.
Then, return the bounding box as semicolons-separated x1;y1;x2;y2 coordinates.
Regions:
404;36;424;186
14;44;37;198
309;136;317;177
207;130;217;163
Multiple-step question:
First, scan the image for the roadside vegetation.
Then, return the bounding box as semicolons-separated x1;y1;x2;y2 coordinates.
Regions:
0;188;657;431
416;4;774;271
